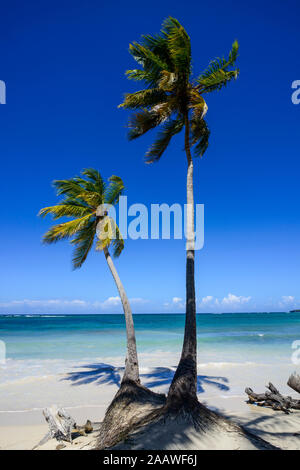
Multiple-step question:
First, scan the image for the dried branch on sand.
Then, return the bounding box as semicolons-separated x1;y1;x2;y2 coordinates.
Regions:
33;405;93;450
245;373;300;414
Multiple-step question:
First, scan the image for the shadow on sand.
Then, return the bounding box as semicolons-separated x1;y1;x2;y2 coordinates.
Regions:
227;411;300;449
62;363;286;449
62;362;230;394
62;363;123;387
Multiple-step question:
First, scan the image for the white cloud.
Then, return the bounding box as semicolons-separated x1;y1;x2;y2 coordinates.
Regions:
163;297;184;310
221;293;251;305
198;293;253;312
172;297;184;309
201;295;214;304
97;296;149;310
99;296;121;308
281;296;295;304
166;293;253;312
0;296;149;313
278;295;296;310
1;294;297;314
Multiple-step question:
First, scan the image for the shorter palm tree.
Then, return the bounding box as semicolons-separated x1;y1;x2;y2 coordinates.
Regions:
39;168;140;384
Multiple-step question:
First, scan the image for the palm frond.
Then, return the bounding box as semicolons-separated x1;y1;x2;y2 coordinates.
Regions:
189;89;208;119
40;169;127;267
76;191;102;208
42;213;94;244
158;71;178;92
71;220;97;269
73;176;95;193
119;88;167;110
124;69;160;87
105;176;125;205
197;41;239;93
39;203;90;220
129;42;169;75
81;168;106;195
146;116;184;163
95;216;115;251
140;34;172;68
127;109;162;140
162;17;191;75
190;116;210;157
111;224;124;258
95;217;124;258
53;179;84;198
121;19;239;165
151;98;176;121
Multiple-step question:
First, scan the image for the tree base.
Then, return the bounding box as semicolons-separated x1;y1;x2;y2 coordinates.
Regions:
97;392;278;450
97;380;166;449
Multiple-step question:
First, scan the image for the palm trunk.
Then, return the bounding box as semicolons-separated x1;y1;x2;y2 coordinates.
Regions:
167;114;197;407
103;246;140;384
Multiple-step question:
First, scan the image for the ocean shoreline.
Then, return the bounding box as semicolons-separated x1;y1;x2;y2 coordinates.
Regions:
1;360;300;450
1;313;299;449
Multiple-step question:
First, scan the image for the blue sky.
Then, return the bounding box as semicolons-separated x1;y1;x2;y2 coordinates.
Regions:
0;0;299;314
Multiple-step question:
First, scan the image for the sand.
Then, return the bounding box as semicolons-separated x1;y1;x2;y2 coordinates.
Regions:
0;360;299;450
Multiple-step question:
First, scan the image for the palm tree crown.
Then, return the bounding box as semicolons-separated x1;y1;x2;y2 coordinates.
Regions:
39;168;124;268
119;17;239;160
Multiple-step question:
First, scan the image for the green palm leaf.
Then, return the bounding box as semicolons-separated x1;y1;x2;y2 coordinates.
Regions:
129;42;169;78
146;117;184;163
162;17;191;75
121;18;238;164
42;213;94;244
40;169;127;269
111;224;125;258
38;203;90;220
96;217;124;258
125;69;160;88
197;41;239;93
71;220;97;269
95;216;123;256
140;33;172;70
53;179;84;198
82;168;106;195
127;109;162;140
190;115;210;157
76;191;102;208
119;89;167;110
105;176;125;205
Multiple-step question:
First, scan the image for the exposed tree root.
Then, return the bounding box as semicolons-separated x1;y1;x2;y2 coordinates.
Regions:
97;367;298;450
97;393;278;450
97;380;166;449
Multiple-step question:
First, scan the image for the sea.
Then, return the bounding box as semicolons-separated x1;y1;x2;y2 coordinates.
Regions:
0;312;299;387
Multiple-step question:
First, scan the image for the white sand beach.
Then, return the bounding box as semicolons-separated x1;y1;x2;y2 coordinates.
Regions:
1;357;299;450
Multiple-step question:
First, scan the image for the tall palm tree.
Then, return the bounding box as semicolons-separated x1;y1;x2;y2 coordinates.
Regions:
39;168;140;384
120;17;239;406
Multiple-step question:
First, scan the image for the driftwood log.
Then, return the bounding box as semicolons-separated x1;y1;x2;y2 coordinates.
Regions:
33;405;93;449
245;373;300;414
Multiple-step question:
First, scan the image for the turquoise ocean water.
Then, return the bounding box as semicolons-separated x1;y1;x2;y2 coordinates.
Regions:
0;312;299;365
0;312;300;402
